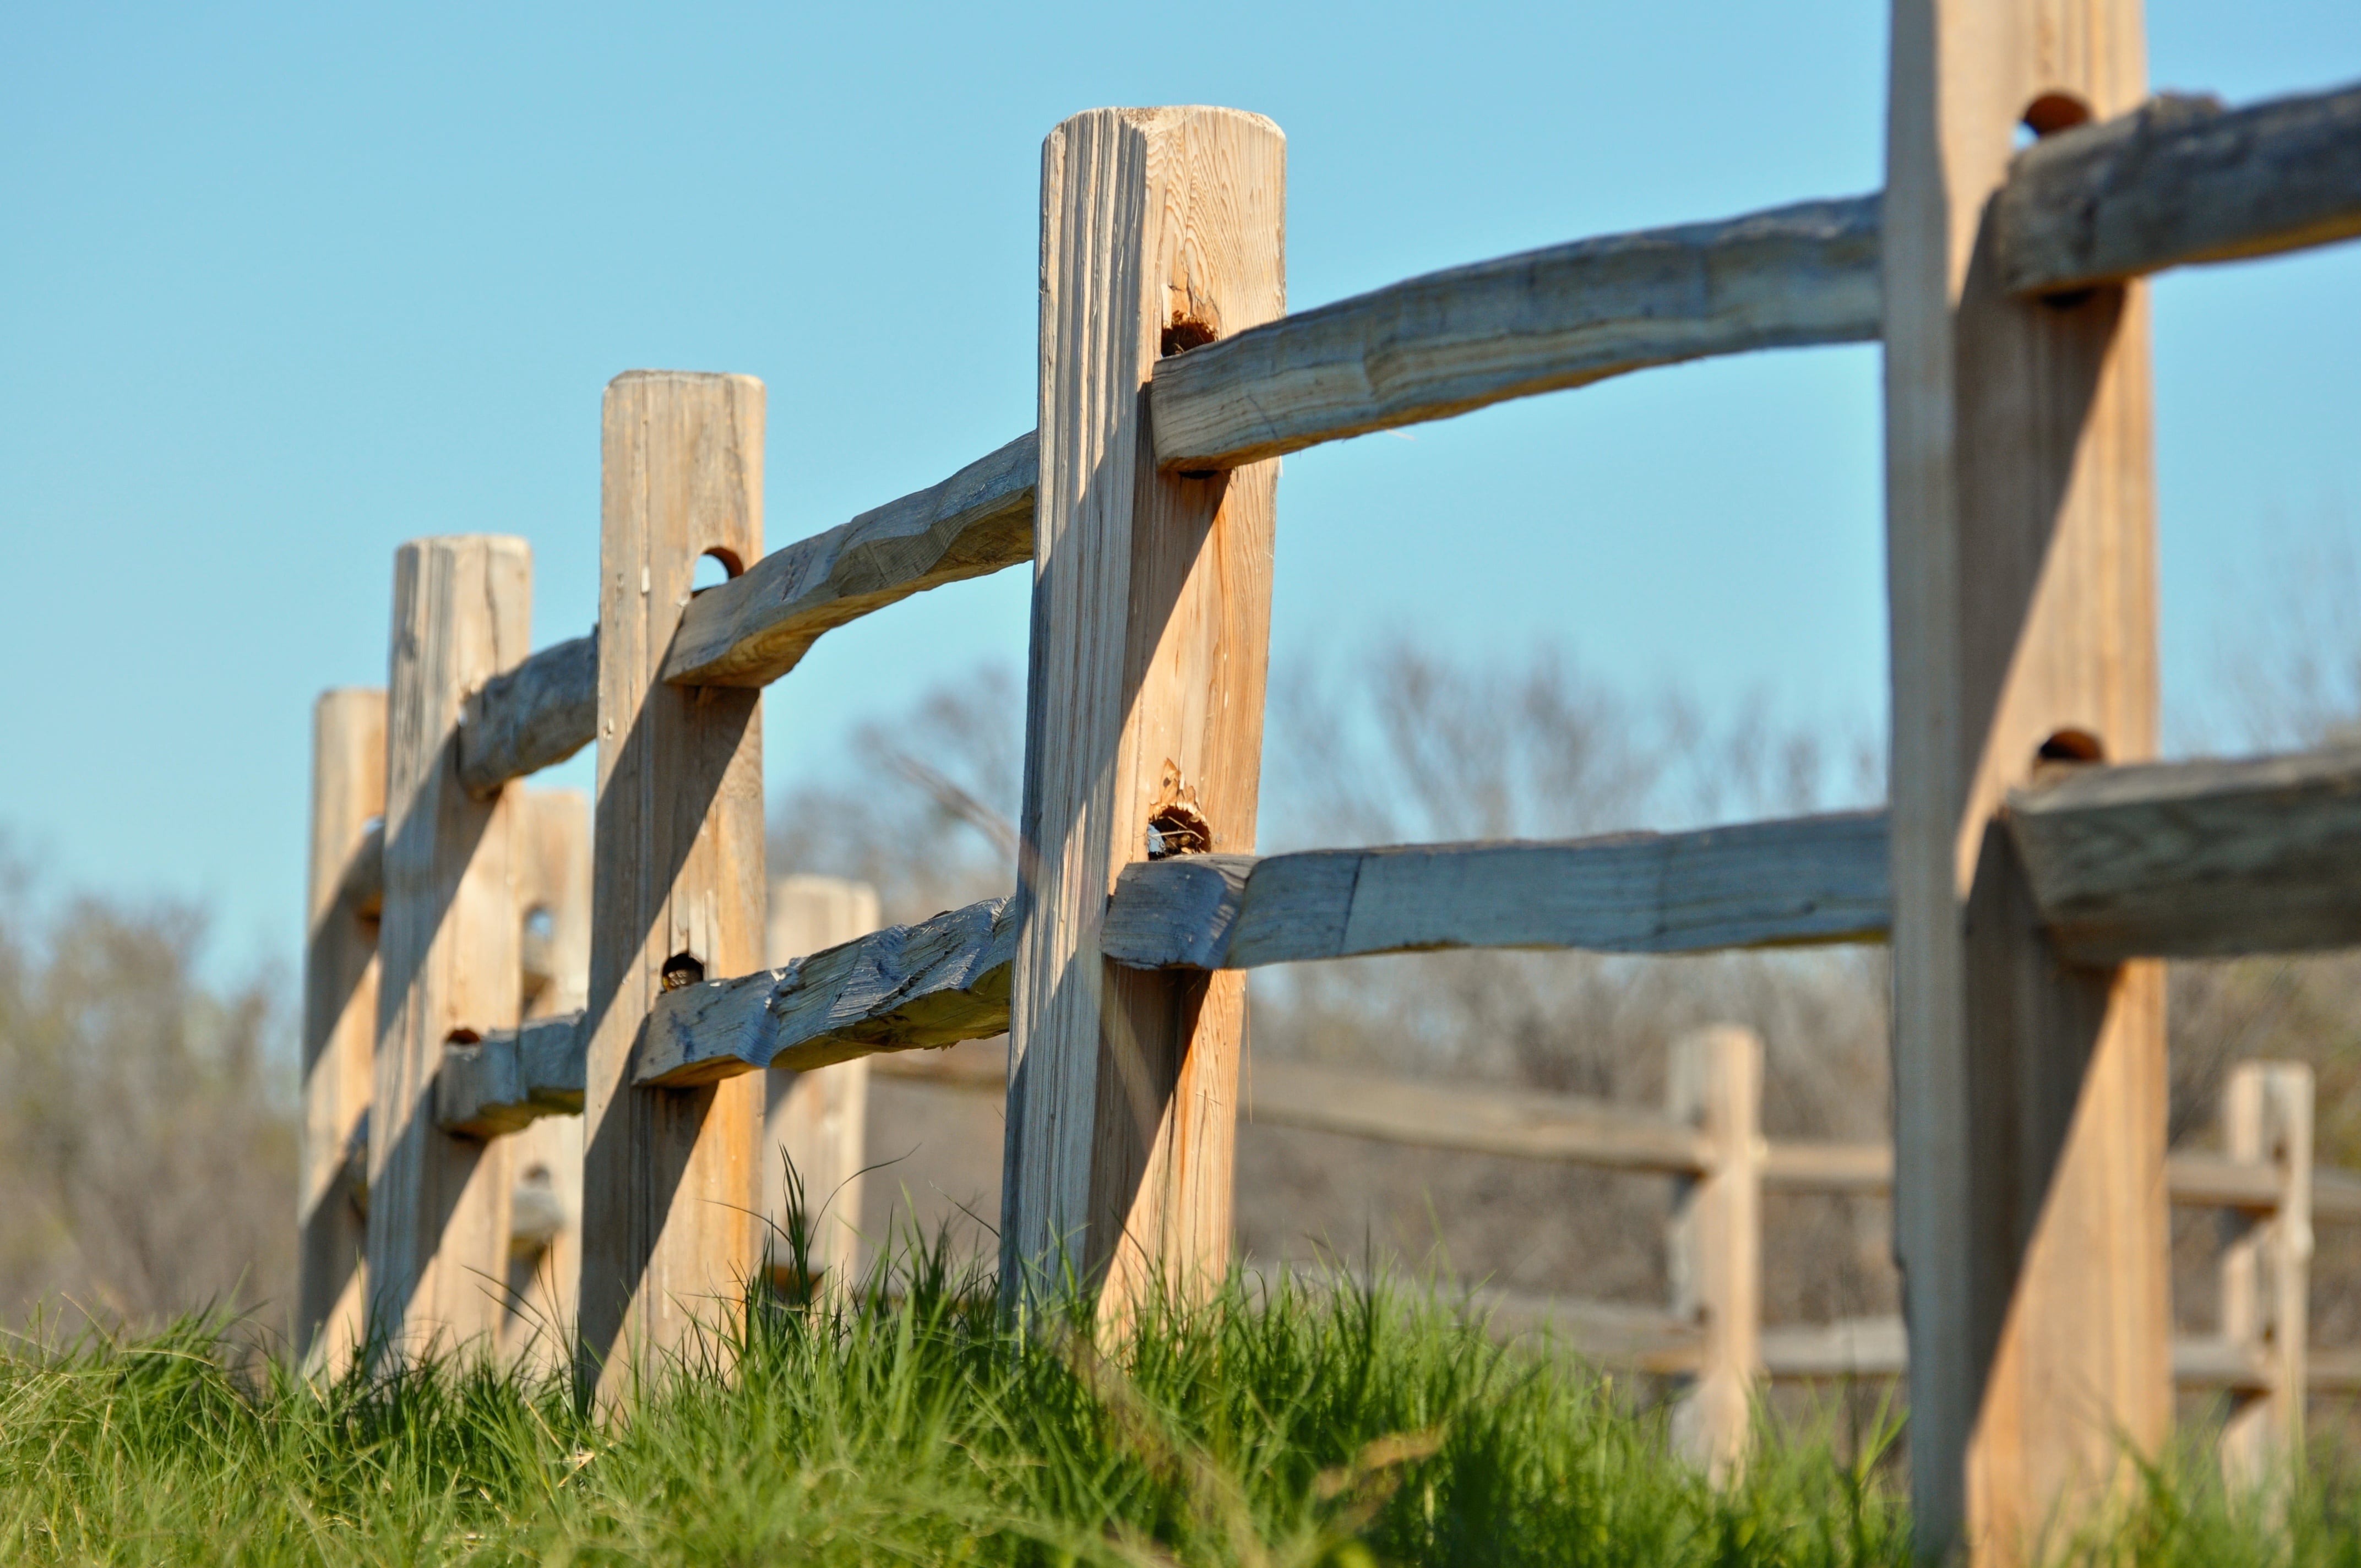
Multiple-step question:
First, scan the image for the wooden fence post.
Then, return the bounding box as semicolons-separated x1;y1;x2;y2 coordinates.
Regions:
578;371;766;1402
503;787;591;1369
2219;1061;2313;1487
1883;1;2168;1558
368;536;532;1358
299;688;385;1375
764;875;881;1293
1668;1025;1764;1479
1001;106;1286;1324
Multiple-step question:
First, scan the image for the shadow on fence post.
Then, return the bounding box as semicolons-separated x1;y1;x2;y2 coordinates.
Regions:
299;688;385;1376
368;536;531;1362
1000;105;1286;1327
576;371;767;1408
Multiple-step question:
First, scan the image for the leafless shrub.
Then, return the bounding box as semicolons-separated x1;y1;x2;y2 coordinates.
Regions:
0;849;295;1335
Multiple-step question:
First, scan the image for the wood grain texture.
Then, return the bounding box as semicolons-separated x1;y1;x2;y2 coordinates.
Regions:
1668;1027;1764;1482
300;688;385;1376
438;1014;586;1135
577;371;767;1403
1100;812;1893;970
664;434;1038;687
1147;194;1881;472
761;876;883;1291
367;537;530;1359
457;631;598;799
2217;1062;2313;1489
1004;106;1286;1321
1997;80;2361;295
1883;3;2168;1556
639;897;1015;1085
2007;746;2361;963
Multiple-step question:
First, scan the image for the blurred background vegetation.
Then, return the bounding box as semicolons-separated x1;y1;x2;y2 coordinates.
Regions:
0;537;2354;1379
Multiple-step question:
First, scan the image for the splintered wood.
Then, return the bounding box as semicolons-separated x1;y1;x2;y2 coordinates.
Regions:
1003;106;1285;1322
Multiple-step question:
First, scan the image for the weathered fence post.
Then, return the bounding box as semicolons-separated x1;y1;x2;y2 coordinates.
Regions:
503;787;590;1369
2219;1061;2313;1487
578;371;766;1402
300;688;385;1375
1883;1;2168;1557
764;875;881;1294
1668;1025;1765;1479
1002;105;1286;1324
368;537;531;1358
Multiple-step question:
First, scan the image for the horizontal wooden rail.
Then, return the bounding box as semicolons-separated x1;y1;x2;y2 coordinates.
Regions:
636;897;1015;1086
1100;812;1894;969
2006;743;2361;965
445;435;1038;799
1147;195;1884;472
1246;1059;1711;1173
439;743;2361;1092
456;630;598;798
661;432;1037;687
1996;80;2361;296
437;1014;586;1137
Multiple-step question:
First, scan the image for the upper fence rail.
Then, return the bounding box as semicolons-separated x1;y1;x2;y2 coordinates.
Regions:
420;77;2360;810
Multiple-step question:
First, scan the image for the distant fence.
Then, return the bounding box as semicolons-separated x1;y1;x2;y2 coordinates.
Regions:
298;29;2361;1564
878;1037;2346;1484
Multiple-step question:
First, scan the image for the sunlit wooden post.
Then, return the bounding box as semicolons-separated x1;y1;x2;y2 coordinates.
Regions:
1668;1025;1764;1480
1883;0;2169;1557
764;875;882;1293
368;536;531;1359
1002;106;1286;1324
578;371;767;1402
2219;1061;2313;1488
502;787;590;1369
299;688;385;1375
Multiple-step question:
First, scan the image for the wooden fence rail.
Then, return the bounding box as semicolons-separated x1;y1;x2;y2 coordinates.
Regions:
296;48;2361;1562
873;1038;2344;1479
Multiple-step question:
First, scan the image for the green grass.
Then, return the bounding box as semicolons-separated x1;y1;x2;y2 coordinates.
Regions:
0;1234;2350;1565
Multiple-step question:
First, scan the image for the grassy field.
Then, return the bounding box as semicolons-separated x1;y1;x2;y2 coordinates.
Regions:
0;1238;2351;1566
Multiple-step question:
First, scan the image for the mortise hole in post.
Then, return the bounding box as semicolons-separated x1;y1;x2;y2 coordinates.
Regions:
1161;315;1218;358
2021;91;2093;139
524;905;554;943
1145;802;1212;860
692;549;739;595
2037;728;2107;765
661;951;706;991
445;1028;483;1048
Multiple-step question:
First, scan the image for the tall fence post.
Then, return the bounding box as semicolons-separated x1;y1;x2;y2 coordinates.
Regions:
1883;2;2168;1557
368;536;532;1358
1002;105;1286;1324
299;688;385;1375
764;875;881;1293
1668;1025;1765;1479
578;370;767;1402
2219;1061;2314;1487
503;787;591;1369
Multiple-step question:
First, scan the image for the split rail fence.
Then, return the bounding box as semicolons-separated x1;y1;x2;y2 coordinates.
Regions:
878;1037;2345;1488
300;25;2361;1564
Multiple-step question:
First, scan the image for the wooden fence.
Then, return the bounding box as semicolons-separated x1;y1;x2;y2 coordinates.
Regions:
876;1037;2344;1488
297;21;2361;1561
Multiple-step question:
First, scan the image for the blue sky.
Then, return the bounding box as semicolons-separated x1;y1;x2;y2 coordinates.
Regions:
3;0;2357;978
